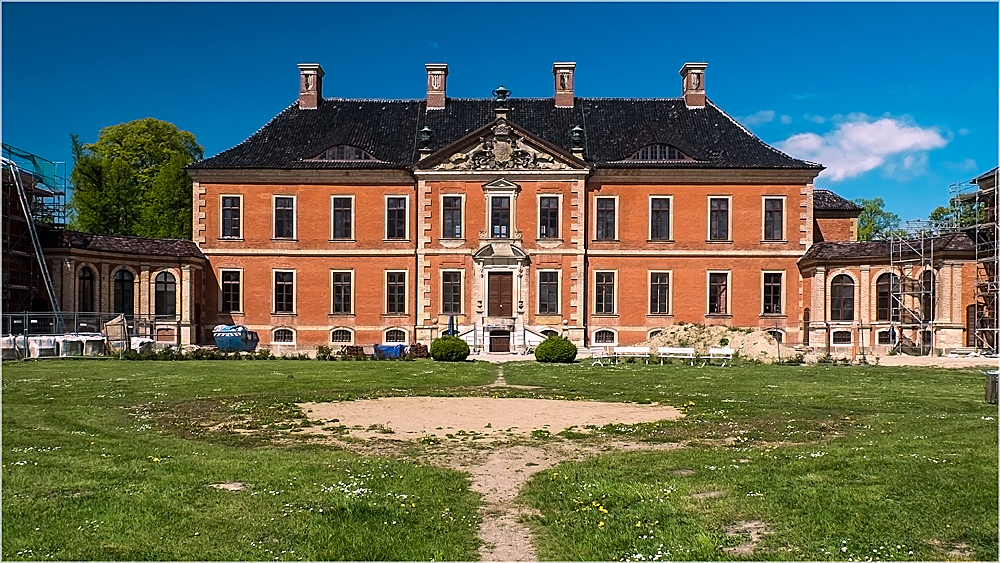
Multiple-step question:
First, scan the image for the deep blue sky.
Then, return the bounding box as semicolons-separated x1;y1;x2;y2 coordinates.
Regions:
3;2;997;221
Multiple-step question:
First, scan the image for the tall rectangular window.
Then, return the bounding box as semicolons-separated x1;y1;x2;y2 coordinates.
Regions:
595;272;615;314
274;271;294;314
331;271;352;314
539;196;559;239
274;196;294;239
650;272;670;314
538;271;559;314
596;198;616;240
764;198;783;241
491;196;510;238
221;196;241;238
441;272;462;314
763;272;782;314
650;197;671;240
708;272;728;315
332;197;353;240
709;197;730;241
221;270;241;313
442;196;462;239
386;271;406;314
386;197;407;240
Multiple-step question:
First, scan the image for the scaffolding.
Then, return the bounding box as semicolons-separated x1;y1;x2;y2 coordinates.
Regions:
953;168;999;354
1;143;67;314
889;220;951;355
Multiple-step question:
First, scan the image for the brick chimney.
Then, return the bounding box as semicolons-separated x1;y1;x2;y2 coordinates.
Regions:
553;62;576;108
297;63;324;110
679;62;707;109
426;63;448;110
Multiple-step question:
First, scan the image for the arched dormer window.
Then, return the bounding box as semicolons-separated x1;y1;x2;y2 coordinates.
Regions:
625;144;690;161
311;145;377;161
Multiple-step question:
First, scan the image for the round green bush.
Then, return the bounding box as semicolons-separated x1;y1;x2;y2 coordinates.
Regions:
430;335;471;362
534;335;578;363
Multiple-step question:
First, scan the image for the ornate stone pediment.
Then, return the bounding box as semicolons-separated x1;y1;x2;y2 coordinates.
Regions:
431;119;575;171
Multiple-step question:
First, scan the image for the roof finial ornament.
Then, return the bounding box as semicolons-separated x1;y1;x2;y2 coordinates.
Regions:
492;85;510;103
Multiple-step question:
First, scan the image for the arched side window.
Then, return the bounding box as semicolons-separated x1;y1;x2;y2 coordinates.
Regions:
78;266;95;312
921;270;936;321
648;329;662;339
875;273;900;322
330;329;353;344
594;329;615;344
541;329;560;338
624;144;690;161
385;329;406;343
154;272;177;318
310;145;378;161
830;274;855;321
766;330;784;344
273;328;295;343
877;330;897;345
113;269;135;315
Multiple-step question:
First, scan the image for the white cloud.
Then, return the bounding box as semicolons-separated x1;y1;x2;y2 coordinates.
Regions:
944;158;978;172
779;115;793;125
777;115;948;181
958;128;970;136
803;114;827;124
739;110;775;127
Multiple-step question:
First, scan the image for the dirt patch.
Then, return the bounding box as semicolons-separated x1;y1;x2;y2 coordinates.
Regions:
637;324;798;363
673;469;696;477
691;490;726;500
208;482;245;491
723;520;769;557
297;397;683;441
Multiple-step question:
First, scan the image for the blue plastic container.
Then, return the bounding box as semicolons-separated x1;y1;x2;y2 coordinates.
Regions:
374;344;406;359
212;325;260;353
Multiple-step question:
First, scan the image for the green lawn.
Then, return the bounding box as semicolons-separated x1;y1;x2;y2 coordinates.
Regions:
2;358;997;561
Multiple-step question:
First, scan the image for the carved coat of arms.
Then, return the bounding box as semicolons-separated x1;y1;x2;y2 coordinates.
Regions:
433;120;569;171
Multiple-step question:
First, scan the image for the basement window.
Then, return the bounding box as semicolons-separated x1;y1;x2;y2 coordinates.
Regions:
624;144;690;161
310;145;378;161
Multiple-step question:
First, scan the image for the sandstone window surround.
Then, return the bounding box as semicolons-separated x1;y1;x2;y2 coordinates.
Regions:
331;196;354;241
219;269;242;313
649;271;672;315
273;195;296;240
649;196;673;241
220;195;242;239
330;270;353;315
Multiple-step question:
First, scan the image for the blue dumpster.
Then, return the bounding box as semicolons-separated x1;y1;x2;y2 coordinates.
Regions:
212;325;260;353
374;344;406;359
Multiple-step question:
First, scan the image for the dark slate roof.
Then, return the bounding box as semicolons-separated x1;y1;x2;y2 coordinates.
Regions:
190;98;821;171
41;228;205;259
800;232;975;263
814;189;862;212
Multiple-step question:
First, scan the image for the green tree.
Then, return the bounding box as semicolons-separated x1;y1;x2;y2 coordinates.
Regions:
928;200;983;229
854;197;904;241
69;118;203;238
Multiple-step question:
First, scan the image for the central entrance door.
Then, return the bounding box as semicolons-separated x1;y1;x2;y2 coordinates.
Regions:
488;272;513;317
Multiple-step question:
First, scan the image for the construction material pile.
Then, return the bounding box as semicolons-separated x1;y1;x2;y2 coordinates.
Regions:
636;323;801;364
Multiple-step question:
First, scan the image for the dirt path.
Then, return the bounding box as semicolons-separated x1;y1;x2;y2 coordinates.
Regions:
296;367;686;561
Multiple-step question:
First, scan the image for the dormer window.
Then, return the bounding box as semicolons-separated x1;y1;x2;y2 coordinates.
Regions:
311;145;377;161
625;144;690;161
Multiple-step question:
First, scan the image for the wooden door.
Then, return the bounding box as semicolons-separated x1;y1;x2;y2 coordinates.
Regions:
488;272;513;317
490;330;511;352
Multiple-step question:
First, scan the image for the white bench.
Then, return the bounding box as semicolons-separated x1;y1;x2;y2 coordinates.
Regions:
589;346;611;366
701;347;735;367
613;346;651;364
658;347;697;365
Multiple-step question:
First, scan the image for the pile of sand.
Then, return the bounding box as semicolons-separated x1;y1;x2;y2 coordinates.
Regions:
636;323;801;364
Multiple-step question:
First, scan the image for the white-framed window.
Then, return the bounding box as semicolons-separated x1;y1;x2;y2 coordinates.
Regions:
762;196;785;241
649;271;672;315
537;270;561;314
594;196;618;241
385;195;409;240
219;268;243;313
593;329;616;344
330;328;354;344
272;327;295;344
273;269;296;314
331;195;355;240
440;194;465;239
385;270;408;315
441;270;463;314
594;270;617;315
707;271;731;315
762;271;784;315
490;194;512;238
330;270;354;315
649;196;673;241
273;195;296;239
220;194;243;239
708;196;732;241
384;328;408;343
538;194;561;239
832;330;852;344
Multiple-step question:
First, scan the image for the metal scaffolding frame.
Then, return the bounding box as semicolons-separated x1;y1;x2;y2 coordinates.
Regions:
889;220;948;355
953;168;999;354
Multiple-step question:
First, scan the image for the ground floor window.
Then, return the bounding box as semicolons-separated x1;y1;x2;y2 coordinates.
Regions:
877;330;896;345
832;330;851;344
273;328;294;343
385;329;406;343
766;329;783;343
331;329;352;343
594;330;615;344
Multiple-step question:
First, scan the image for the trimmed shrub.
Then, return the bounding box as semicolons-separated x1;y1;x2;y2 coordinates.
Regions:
534;335;578;363
430;335;470;362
